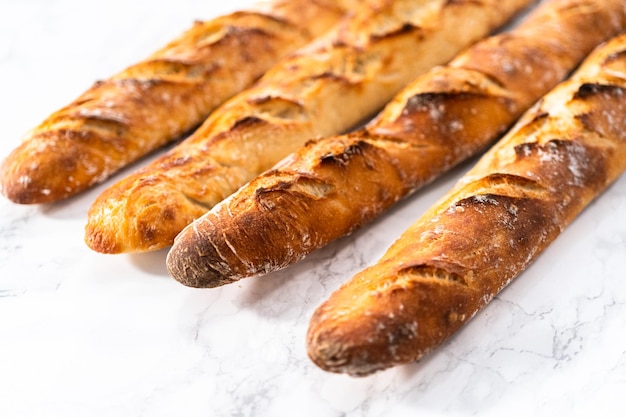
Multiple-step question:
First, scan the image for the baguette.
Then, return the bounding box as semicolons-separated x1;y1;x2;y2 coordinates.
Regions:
166;0;626;288
85;0;533;254
0;0;353;204
306;31;626;376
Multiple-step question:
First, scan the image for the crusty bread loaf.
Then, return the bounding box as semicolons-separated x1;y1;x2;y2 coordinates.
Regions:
85;0;533;254
0;0;353;204
306;30;626;376
166;0;626;288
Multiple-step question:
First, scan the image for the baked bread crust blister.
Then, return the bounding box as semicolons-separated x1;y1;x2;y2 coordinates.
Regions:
306;30;626;376
84;0;534;254
166;0;626;288
0;0;352;204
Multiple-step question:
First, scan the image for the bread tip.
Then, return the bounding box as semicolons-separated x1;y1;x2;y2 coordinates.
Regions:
84;206;179;255
166;231;237;289
305;330;353;375
0;181;58;205
84;200;134;254
84;224;123;254
85;173;210;254
0;157;56;204
0;182;36;205
306;306;398;377
306;326;389;377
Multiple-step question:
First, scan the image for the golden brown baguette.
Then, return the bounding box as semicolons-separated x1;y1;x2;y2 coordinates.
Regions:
166;0;626;288
0;0;353;204
306;31;626;376
85;0;533;254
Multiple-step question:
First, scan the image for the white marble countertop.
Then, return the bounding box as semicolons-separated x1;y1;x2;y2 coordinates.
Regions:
1;1;625;416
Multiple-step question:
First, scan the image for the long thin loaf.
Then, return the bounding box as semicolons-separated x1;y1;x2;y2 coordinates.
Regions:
166;0;626;288
306;31;626;376
85;0;533;254
0;0;352;204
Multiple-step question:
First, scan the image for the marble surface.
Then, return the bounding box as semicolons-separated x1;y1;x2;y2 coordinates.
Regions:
1;1;626;416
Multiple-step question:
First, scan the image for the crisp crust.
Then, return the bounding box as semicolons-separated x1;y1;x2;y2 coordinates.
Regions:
93;0;533;254
166;0;626;286
306;31;626;376
0;0;350;204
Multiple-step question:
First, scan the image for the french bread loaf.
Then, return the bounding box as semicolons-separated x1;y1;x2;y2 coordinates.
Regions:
85;0;533;254
306;30;626;376
166;0;626;288
0;0;353;204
